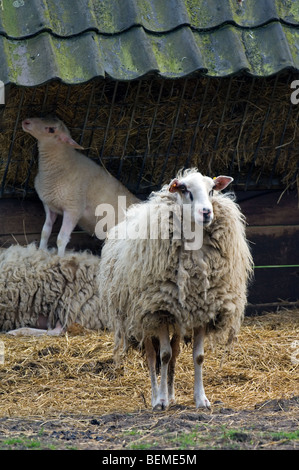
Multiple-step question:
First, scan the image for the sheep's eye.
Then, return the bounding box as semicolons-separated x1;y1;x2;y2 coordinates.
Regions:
180;184;193;201
209;189;214;197
180;184;187;193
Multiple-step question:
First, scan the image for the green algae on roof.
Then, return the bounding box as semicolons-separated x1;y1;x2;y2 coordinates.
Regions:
283;25;299;66
89;0;120;34
276;0;299;24
238;22;296;76
151;35;187;77
1;0;299;39
100;28;155;80
194;26;246;77
3;38;37;85
0;0;35;38
151;28;204;77
53;35;90;83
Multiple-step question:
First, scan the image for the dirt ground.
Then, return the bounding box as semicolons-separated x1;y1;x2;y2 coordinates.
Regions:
0;397;298;450
0;311;298;451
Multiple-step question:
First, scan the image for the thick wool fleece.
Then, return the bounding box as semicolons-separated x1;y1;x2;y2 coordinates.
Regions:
0;244;105;332
97;183;253;359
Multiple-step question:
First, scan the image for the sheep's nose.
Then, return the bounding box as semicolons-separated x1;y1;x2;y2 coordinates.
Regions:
201;208;211;218
198;208;212;224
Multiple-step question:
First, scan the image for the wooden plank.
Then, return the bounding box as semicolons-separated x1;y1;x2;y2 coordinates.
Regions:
246;225;299;266
247;267;299;308
237;190;299;226
0;231;102;254
0;197;59;235
0;198;101;253
2;192;298;234
0;195;298;309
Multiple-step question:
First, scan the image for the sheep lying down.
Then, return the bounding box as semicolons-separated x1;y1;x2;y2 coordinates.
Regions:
0;244;104;337
98;168;253;410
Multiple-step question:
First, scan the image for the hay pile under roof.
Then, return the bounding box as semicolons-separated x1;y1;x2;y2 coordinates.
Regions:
0;74;298;197
0;310;297;418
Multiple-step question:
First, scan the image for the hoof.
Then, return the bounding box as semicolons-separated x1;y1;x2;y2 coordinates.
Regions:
195;397;211;410
153;399;168;411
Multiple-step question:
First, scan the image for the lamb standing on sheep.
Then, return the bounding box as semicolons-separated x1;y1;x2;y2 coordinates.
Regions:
0;243;106;336
22;116;139;256
97;169;253;410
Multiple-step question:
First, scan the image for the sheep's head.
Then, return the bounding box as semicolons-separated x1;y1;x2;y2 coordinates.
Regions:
169;171;233;226
22;116;84;150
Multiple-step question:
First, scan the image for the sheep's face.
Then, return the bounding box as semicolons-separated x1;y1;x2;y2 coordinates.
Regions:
169;172;233;226
22;117;84;149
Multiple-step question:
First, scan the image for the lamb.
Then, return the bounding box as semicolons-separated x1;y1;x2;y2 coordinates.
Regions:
97;168;253;410
22;116;139;256
0;243;106;336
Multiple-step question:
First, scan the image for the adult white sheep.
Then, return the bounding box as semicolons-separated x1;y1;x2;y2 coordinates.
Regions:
0;243;105;336
22;116;139;256
97;168;253;410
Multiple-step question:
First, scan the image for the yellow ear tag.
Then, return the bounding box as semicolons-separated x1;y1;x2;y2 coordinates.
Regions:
169;180;180;192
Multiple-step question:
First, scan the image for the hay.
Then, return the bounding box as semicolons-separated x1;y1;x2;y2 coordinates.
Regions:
0;74;298;196
0;310;297;418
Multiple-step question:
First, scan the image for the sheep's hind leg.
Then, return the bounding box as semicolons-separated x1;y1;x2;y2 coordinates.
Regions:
145;325;172;411
57;211;78;256
193;326;211;410
40;204;57;251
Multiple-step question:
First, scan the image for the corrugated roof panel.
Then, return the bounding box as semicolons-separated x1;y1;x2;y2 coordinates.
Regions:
0;0;298;38
150;27;206;78
1;23;299;85
185;0;299;30
0;0;298;84
237;22;299;77
193;22;299;77
100;27;159;80
0;0;96;38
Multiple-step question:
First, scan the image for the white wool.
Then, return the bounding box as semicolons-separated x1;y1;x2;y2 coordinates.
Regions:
97;169;253;359
0;243;106;332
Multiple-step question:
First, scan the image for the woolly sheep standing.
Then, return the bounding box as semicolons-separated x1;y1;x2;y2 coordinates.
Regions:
0;243;106;336
97;168;253;410
22;116;139;256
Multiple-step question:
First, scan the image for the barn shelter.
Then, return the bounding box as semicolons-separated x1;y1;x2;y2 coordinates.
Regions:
0;0;298;311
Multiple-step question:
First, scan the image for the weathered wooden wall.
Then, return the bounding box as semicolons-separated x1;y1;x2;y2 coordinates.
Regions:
238;190;299;313
0;190;298;313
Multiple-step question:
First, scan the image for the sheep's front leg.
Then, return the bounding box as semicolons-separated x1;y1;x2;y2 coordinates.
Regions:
46;320;64;336
193;326;211;409
57;211;78;256
144;337;159;407
168;332;180;404
40;204;57;250
7;320;64;337
156;324;172;410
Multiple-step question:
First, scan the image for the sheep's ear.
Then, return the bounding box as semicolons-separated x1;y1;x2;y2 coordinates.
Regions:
213;175;233;191
169;178;180;193
58;132;84;150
